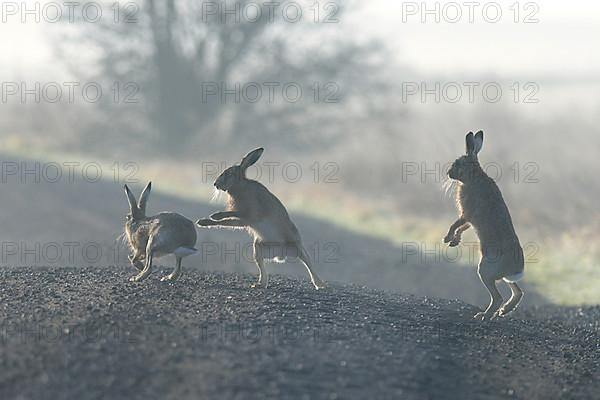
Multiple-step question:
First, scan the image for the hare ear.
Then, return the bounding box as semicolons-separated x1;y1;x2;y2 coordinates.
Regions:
240;147;264;171
124;184;138;214
473;130;484;155
138;182;152;215
465;132;475;155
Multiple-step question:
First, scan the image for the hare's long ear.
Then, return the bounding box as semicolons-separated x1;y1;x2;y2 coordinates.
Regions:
124;184;138;214
138;181;152;216
473;130;484;155
240;147;264;171
465;132;475;155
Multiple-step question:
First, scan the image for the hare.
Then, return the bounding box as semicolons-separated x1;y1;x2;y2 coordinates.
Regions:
444;131;525;321
124;182;197;282
196;148;325;290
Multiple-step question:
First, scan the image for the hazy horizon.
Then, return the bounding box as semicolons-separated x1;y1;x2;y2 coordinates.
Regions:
3;0;600;79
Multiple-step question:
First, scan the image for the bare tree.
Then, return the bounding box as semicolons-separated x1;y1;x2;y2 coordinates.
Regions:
57;0;385;154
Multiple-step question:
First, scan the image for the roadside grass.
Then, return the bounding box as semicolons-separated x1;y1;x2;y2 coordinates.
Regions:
527;232;600;305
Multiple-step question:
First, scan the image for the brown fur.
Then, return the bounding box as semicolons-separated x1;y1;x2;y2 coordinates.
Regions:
197;148;325;289
225;180;301;243
445;131;524;320
124;182;197;282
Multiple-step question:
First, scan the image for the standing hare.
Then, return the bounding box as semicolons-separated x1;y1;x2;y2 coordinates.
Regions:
124;182;197;282
196;148;326;290
445;131;525;320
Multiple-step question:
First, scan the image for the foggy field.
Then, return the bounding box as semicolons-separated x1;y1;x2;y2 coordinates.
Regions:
2;0;600;399
2;144;600;305
0;155;547;307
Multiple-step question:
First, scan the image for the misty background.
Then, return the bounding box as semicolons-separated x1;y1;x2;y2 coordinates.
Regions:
1;0;600;305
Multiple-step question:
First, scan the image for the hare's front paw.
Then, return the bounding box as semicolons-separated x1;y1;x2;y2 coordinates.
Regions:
444;233;461;247
196;218;214;226
448;238;460;247
129;272;150;282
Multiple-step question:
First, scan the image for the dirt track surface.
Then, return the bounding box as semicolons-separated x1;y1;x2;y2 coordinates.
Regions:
1;267;598;400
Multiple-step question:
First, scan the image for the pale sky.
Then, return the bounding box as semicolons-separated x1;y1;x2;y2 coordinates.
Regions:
360;0;600;76
1;0;600;79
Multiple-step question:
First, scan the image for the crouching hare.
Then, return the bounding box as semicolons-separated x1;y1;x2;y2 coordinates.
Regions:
445;131;524;320
125;182;197;282
196;148;326;290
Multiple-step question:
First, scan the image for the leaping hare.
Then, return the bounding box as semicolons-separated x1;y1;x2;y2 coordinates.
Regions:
124;182;197;282
444;131;525;320
196;148;326;290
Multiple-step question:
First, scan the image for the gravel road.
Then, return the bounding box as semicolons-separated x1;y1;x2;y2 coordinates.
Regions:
1;267;598;400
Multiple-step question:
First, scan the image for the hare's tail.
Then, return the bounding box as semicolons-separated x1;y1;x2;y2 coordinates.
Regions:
502;271;524;283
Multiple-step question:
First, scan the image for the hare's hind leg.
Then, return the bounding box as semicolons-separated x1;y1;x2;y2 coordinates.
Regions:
299;247;326;290
474;262;503;321
495;282;524;318
251;240;268;288
161;256;182;282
